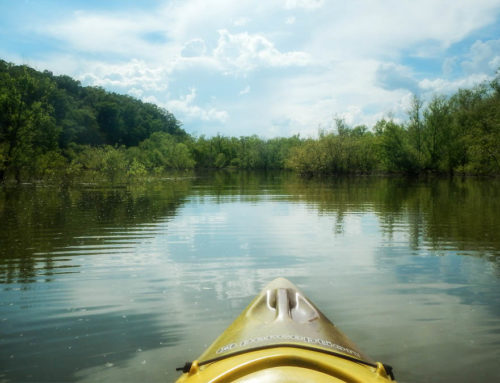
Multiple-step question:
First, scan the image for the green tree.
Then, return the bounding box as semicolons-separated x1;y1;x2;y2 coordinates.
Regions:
0;65;59;180
138;132;195;170
407;94;425;169
463;77;500;173
377;119;418;173
448;87;486;173
422;95;452;172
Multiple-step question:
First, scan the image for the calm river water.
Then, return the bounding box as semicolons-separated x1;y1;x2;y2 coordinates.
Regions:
1;172;499;382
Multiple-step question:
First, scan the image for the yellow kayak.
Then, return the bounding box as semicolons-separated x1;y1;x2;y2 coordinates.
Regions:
176;278;395;382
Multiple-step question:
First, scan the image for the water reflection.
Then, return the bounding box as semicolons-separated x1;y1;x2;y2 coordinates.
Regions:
0;181;192;284
281;176;500;258
0;173;499;382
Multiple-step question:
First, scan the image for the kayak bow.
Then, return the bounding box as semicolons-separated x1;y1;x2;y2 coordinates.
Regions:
176;278;395;382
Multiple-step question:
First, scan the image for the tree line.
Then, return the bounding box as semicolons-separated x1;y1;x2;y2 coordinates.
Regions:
1;59;499;182
286;81;500;176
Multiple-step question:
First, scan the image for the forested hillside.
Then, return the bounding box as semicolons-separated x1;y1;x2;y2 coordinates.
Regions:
0;60;499;182
0;60;185;181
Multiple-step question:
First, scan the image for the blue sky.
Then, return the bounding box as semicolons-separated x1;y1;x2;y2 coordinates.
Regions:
1;0;499;137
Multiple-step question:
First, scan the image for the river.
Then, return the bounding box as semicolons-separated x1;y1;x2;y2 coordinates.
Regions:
1;172;499;382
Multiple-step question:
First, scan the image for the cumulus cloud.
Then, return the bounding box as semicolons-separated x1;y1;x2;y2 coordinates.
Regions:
239;85;251;95
461;39;500;75
247;59;403;138
285;0;325;10
181;38;207;57
165;88;229;123
213;29;311;74
419;38;500;95
232;17;250;27
128;88;144;98
419;73;491;94
79;59;169;92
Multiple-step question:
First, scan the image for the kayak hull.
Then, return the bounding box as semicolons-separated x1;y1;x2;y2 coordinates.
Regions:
176;278;395;382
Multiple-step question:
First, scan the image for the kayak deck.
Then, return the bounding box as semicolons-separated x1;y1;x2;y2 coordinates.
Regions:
176;278;395;382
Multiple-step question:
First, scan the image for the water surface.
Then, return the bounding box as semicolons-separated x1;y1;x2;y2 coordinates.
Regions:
1;173;499;382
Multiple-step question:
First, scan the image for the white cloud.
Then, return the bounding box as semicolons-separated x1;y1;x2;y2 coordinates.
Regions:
416;39;500;95
128;88;144;98
461;39;500;74
233;17;251;27
286;16;296;24
158;0;275;43
239;85;251;95
165;88;229;123
79;59;169;92
305;0;500;60
241;59;404;138
40;10;165;57
419;74;491;94
181;38;207;57
213;29;311;74
285;0;325;10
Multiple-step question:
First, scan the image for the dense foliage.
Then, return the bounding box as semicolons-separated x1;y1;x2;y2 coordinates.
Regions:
0;60;185;181
286;84;500;176
1;59;499;182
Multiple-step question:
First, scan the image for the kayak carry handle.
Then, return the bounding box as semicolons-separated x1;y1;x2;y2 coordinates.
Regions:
176;362;192;373
176;360;199;374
